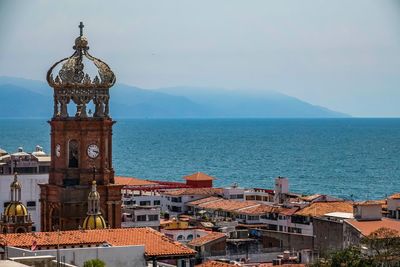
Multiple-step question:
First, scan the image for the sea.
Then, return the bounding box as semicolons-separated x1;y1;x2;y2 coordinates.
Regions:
1;118;399;201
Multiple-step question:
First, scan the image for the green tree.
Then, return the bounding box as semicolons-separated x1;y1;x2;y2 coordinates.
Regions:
310;247;373;267
83;259;106;267
361;227;400;266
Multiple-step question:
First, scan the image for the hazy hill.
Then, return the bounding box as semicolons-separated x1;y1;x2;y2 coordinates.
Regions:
155;86;348;118
0;76;348;118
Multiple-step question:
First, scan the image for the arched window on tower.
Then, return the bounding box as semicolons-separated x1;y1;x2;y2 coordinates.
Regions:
68;140;79;168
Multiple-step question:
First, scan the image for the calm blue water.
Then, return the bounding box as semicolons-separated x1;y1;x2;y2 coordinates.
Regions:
1;118;399;200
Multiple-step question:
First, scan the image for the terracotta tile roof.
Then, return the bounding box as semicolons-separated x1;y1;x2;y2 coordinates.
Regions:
345;217;400;237
196;262;305;267
354;200;383;206
114;176;159;186
192;198;259;212
163;188;223;196
238;204;283;215
259;264;306;267
0;228;195;257
196;261;236;267
389;193;400;200
295;201;353;218
184;172;216;181
188;196;223;206
188;232;227;247
279;207;300;216
300;194;322;202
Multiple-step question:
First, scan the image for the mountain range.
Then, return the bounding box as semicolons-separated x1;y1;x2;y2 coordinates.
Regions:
0;76;348;118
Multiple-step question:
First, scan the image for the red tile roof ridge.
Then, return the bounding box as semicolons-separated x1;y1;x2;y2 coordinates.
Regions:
187;196;224;206
295;201;353;217
354;200;384;206
345;217;400;237
238;204;286;215
389;193;400;199
0;227;196;257
184;172;216;181
194;199;260;212
163;187;223;196
114;176;159;186
187;231;227;247
196;260;237;267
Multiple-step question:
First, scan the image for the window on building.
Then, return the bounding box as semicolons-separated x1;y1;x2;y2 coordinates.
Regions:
187;234;194;241
68;140;79;168
153;200;161;206
171;197;182;203
268;224;277;231
27;201;36;207
247;215;259;221
39;166;49;173
279;226;283;231
177;235;184;241
148;215;159;221
137;215;146;222
171;206;182;212
139;201;151;206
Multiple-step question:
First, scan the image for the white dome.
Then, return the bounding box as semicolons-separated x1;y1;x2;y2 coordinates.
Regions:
32;145;47;156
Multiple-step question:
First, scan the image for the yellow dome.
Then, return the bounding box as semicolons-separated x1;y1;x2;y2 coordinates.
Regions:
82;215;107;230
5;202;28;216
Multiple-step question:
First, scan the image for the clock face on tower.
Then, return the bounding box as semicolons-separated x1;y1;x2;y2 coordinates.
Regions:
87;144;100;159
56;144;61;158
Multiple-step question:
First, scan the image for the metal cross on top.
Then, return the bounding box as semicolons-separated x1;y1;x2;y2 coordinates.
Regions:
79;22;84;36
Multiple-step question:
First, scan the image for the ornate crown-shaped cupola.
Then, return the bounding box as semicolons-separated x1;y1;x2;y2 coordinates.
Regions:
46;22;116;119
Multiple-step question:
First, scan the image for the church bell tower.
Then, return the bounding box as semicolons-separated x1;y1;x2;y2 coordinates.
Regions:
40;23;123;231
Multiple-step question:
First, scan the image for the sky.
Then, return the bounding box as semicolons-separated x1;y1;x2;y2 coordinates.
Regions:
0;0;400;117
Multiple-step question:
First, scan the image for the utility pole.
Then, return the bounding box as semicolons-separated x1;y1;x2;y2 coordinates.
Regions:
56;228;60;267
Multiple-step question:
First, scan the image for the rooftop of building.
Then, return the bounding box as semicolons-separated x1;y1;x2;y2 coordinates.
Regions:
324;212;354;219
345;217;400;237
238;204;285;215
0;146;51;165
196;261;236;267
299;194;322;202
187;231;227;247
0;228;195;258
196;261;306;267
188;196;222;206
354;200;383;206
388;193;400;200
294;201;353;218
188;197;259;212
162;188;223;196
114;176;159;187
184;172;216;181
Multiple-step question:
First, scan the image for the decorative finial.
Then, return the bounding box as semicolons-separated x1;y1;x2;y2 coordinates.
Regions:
79;22;84;37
